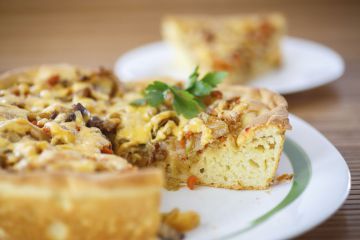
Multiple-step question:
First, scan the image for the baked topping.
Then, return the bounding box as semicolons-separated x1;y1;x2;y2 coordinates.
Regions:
0;65;289;176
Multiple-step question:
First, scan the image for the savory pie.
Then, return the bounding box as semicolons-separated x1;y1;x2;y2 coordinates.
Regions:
162;13;286;83
0;64;290;239
0;65;163;240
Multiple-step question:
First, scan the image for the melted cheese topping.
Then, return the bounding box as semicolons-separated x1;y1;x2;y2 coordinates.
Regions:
44;122;76;145
183;118;213;146
0;65;272;172
0;66;133;172
116;105;154;148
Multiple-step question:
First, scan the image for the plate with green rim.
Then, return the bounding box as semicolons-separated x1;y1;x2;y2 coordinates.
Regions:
161;114;351;240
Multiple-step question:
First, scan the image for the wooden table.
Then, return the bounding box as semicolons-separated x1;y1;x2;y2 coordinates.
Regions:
0;0;359;238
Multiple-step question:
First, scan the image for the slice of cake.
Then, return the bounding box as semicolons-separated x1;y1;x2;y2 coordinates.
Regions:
154;85;289;190
119;79;290;190
162;14;286;83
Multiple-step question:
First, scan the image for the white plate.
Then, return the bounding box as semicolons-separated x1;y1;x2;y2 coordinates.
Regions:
114;37;345;94
161;114;350;240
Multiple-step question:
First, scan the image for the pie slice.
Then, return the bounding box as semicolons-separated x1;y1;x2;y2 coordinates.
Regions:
117;80;290;190
162;13;286;83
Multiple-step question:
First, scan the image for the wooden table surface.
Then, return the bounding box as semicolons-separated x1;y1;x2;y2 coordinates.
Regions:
0;0;359;238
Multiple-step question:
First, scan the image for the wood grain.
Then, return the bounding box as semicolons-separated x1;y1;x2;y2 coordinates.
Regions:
0;0;359;238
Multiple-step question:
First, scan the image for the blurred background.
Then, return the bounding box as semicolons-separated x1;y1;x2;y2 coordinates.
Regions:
0;0;359;239
0;0;358;70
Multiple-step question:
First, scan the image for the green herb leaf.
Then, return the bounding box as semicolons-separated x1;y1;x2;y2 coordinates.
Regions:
194;97;206;109
191;81;213;97
171;87;202;119
140;68;228;119
186;67;227;97
201;71;228;87
186;66;200;90
144;81;169;107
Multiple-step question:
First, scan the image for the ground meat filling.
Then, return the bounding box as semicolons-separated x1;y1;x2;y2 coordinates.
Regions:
86;116;118;135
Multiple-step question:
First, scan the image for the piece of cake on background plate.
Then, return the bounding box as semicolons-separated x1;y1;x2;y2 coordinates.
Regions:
162;13;286;83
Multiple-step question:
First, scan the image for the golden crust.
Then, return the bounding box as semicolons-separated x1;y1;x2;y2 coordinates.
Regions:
0;169;163;240
218;84;291;130
0;168;163;190
0;64;86;87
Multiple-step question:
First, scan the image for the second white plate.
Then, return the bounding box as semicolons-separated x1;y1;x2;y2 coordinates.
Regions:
114;37;345;94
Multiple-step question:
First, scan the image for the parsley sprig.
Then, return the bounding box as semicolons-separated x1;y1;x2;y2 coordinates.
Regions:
131;67;228;118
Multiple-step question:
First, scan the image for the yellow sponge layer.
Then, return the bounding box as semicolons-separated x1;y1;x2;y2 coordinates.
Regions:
162;125;285;190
